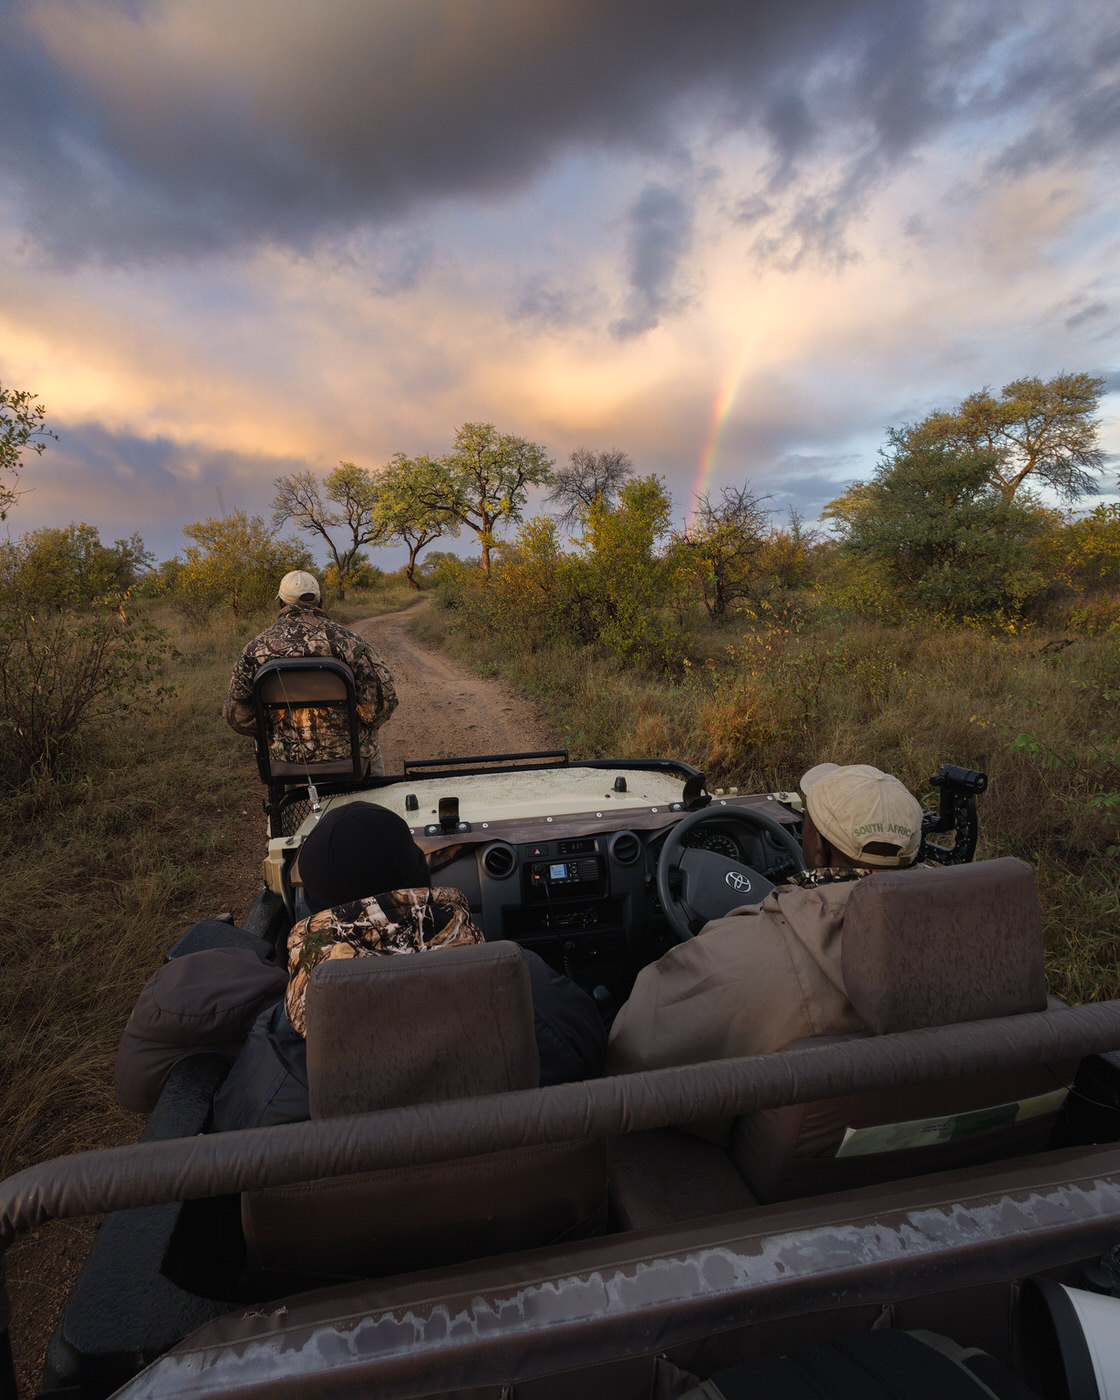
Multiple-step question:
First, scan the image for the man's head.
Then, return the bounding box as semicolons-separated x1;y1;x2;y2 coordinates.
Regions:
799;763;923;869
277;570;321;608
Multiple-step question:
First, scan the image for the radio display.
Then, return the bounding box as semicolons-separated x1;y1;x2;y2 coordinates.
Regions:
528;855;601;893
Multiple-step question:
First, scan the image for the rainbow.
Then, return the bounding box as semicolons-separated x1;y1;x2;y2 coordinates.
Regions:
689;345;755;523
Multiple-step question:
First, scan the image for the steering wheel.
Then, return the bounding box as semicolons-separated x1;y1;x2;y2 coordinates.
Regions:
656;804;807;943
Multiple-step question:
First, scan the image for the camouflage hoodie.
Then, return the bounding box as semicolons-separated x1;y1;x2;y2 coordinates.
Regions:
223;604;397;764
284;886;482;1036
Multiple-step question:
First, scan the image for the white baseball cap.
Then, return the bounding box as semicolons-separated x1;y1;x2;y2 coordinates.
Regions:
799;763;923;867
277;571;321;606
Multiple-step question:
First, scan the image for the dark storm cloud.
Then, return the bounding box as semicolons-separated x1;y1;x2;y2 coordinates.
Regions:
1065;301;1109;330
508;274;594;331
611;183;693;339
763;463;864;522
3;0;1117;266
986;18;1120;176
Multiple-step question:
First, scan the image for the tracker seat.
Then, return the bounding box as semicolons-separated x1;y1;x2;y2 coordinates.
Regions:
241;941;607;1296
728;857;1074;1201
251;657;367;834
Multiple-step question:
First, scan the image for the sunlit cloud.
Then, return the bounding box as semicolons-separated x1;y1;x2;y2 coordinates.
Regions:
0;0;1117;561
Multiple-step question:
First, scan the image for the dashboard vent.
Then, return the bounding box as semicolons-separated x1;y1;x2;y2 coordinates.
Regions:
609;830;642;867
481;841;517;880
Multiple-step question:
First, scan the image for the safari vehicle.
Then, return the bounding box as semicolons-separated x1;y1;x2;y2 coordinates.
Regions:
4;742;1120;1400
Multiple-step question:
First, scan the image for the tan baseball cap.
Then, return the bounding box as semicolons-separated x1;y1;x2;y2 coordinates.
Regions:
799;763;923;867
278;570;321;606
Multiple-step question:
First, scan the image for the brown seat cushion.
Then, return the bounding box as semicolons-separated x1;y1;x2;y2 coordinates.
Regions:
306;940;540;1116
243;942;604;1292
733;859;1061;1203
841;858;1046;1034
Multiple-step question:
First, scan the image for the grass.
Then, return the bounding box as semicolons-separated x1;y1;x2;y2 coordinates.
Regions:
0;581;416;1178
417;597;1120;1005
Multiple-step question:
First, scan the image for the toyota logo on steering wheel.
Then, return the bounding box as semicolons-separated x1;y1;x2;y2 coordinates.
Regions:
724;871;752;893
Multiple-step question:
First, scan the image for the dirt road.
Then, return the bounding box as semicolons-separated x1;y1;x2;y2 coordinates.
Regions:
353;600;559;768
6;602;559;1393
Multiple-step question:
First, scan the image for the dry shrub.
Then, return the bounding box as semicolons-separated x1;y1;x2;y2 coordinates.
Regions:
0;602;259;1177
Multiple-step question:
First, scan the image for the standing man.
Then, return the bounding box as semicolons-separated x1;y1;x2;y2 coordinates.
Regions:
224;570;397;776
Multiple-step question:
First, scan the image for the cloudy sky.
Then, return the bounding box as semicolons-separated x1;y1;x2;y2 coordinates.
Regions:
2;0;1118;564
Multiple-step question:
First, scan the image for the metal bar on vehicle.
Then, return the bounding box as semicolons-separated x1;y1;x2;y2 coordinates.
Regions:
402;750;570;774
4;1001;1120;1250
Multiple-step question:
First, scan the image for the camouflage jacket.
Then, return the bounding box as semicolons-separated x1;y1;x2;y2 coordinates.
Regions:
223;605;397;764
786;867;876;890
284;886;483;1036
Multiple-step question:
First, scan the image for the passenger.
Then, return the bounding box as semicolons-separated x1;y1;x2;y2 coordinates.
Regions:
223;570;397;776
213;803;606;1130
606;764;924;1090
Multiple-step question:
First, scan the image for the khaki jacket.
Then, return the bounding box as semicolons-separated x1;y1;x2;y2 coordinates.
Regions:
607;878;867;1077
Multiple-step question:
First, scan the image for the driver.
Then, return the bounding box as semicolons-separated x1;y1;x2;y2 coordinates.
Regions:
606;763;924;1107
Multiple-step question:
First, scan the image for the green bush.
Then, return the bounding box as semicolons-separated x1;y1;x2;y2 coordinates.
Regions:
0;600;171;787
0;523;151;610
157;511;314;621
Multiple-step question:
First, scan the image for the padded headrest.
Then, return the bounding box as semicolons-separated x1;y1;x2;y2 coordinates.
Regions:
306;940;539;1118
841;858;1046;1034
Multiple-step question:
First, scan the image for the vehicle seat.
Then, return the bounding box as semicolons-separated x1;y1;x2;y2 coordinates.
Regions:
730;858;1076;1202
252;657;367;834
241;941;607;1295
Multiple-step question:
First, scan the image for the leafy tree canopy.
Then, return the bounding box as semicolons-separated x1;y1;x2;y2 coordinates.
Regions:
436;422;554;575
373;453;460;589
164;511;313;620
888;371;1105;502
0;524;151;610
826;443;1056;619
0;382;57;520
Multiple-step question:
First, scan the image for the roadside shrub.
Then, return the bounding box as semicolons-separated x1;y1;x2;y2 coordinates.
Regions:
0;600;171;787
0;523;151;610
158;512;313;621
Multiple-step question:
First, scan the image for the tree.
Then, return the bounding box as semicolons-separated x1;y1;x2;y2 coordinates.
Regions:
166;512;313;620
568;475;685;668
547;447;634;528
0;383;57;520
889;371;1105;502
0;524;151;610
434;423;554;576
272;463;387;597
1063;502;1120;590
373;453;460;589
671;484;770;619
0;601;169;786
755;509;822;592
826;443;1054;618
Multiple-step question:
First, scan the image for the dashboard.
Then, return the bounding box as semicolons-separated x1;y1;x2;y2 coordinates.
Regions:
431;800;804;988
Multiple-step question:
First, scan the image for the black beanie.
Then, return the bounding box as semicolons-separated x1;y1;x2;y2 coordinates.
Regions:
299;803;430;913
